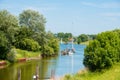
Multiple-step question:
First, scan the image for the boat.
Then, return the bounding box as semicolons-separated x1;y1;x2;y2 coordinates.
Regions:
61;38;75;55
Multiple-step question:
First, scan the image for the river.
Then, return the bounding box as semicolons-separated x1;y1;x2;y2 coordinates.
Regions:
0;44;85;80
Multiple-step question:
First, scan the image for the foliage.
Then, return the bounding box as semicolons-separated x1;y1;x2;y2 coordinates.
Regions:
0;10;18;44
77;34;88;44
88;34;97;40
84;30;120;71
49;39;59;53
0;10;18;60
77;34;96;44
14;27;34;42
7;49;16;62
0;9;59;61
46;31;59;53
64;74;72;80
41;31;59;57
41;45;54;57
55;32;73;43
0;31;11;60
15;38;41;52
19;9;46;32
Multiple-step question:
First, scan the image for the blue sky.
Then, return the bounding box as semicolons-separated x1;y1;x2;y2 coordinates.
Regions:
0;0;120;36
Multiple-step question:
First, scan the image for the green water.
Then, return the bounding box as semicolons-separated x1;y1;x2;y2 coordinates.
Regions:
0;44;85;80
0;57;57;80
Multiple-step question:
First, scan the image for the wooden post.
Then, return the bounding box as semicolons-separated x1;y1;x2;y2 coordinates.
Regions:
36;65;39;80
18;69;21;80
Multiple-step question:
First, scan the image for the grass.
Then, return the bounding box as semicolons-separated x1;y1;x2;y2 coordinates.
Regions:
80;40;91;45
15;48;41;59
63;63;120;80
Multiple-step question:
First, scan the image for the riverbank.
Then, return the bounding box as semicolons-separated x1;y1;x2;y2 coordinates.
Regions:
0;48;41;68
63;63;120;80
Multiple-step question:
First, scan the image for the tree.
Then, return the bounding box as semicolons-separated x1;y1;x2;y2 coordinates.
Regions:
14;27;34;45
88;34;97;40
57;32;65;39
46;31;59;54
56;32;73;43
0;10;18;60
0;31;11;60
78;34;88;43
19;9;59;57
19;9;46;32
0;10;18;44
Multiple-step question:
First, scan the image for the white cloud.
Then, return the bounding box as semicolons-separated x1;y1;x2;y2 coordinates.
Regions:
81;2;120;8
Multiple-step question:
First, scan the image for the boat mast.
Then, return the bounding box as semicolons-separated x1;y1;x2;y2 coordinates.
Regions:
71;38;73;49
61;38;63;44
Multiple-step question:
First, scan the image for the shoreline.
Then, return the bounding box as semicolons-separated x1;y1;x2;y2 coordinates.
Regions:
0;56;41;69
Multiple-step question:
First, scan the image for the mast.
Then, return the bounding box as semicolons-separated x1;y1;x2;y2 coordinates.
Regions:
61;38;63;44
71;38;73;49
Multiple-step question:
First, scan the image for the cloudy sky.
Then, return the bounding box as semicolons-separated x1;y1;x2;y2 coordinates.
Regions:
0;0;120;36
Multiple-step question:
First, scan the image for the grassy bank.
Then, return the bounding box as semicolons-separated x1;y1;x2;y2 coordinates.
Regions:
0;48;41;67
15;49;41;59
63;63;120;80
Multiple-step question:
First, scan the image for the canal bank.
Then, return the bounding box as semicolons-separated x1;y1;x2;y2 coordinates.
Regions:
0;48;41;69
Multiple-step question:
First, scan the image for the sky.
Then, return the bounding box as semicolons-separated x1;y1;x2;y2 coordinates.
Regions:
0;0;120;36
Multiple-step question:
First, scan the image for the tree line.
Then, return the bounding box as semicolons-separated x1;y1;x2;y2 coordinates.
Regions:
55;32;96;44
0;9;59;60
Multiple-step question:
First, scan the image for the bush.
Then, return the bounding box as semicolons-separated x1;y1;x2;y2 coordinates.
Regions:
49;39;59;54
41;45;54;57
15;38;41;52
83;30;120;71
7;49;17;63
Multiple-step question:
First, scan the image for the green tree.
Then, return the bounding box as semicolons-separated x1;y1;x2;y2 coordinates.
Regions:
77;34;88;43
0;31;11;60
0;10;18;44
56;32;73;43
19;9;46;32
47;31;59;54
14;27;34;45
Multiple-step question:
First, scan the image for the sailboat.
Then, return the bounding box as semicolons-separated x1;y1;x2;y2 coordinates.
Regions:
60;38;63;44
61;37;75;55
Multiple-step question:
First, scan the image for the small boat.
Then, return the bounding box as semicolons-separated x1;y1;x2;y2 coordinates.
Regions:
68;50;73;55
61;37;75;55
61;48;75;55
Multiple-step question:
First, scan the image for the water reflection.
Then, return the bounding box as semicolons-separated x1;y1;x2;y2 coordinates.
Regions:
0;44;85;80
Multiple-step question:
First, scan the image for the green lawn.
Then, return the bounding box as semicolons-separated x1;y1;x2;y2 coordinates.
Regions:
63;63;120;80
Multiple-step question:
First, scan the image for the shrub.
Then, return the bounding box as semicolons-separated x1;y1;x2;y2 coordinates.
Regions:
83;30;120;71
41;45;54;57
7;49;17;63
